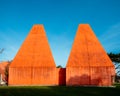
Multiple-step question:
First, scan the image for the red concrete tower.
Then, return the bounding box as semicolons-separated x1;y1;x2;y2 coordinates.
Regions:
66;24;115;86
9;25;57;85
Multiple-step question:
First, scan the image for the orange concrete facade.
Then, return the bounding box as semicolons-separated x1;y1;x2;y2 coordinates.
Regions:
8;24;115;86
9;25;57;85
56;68;66;85
66;24;115;86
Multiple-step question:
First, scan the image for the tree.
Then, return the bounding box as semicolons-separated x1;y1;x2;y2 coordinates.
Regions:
108;52;120;62
0;48;4;54
108;52;120;75
108;52;120;82
57;65;63;68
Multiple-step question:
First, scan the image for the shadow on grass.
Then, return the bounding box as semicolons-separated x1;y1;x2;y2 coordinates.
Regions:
0;86;120;96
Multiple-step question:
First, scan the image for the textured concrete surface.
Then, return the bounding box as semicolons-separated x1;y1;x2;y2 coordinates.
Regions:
8;24;115;86
9;25;57;85
66;24;115;86
56;68;66;85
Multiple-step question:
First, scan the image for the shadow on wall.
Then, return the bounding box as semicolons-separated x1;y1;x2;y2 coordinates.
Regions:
67;74;106;86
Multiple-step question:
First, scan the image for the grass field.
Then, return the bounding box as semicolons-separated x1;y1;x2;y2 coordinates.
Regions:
0;85;120;96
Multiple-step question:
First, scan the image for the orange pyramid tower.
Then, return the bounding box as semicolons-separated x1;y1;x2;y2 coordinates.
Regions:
66;24;115;86
9;25;57;85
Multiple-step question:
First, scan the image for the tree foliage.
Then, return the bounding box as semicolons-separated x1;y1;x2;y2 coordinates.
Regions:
0;48;4;54
57;65;63;68
108;52;120;76
108;52;120;63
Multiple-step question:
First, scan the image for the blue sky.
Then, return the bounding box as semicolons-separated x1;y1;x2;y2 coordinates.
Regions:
0;0;120;67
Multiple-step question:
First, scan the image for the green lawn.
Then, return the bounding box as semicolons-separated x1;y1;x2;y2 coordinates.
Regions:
0;86;120;96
